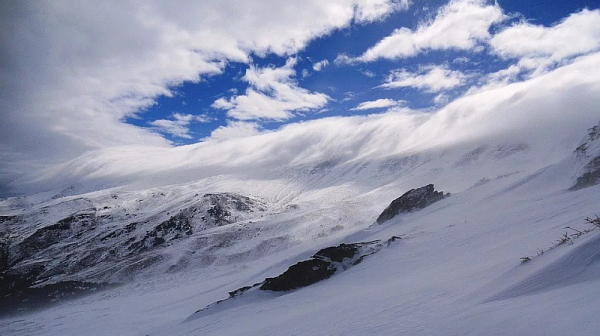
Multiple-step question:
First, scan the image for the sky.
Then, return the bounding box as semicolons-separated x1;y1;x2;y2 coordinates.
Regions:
1;0;600;195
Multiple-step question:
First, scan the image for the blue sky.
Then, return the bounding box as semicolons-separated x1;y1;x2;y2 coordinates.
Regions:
128;0;599;144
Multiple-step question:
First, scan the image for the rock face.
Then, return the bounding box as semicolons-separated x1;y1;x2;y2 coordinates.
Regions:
571;156;600;190
0;191;267;312
260;241;382;292
376;184;447;224
570;124;600;191
260;259;335;291
0;280;116;317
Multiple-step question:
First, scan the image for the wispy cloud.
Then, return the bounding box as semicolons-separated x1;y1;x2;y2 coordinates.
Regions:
212;58;329;121
208;121;262;140
337;0;505;63
312;60;330;72
351;98;406;110
379;65;466;92
353;0;411;23
149;113;212;139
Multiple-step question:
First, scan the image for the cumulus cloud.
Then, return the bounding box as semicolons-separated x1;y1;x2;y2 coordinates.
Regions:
149;113;212;139
380;65;466;92
312;60;330;71
478;9;600;87
338;0;505;63
351;98;406;110
491;9;600;62
0;0;405;192
212;58;330;121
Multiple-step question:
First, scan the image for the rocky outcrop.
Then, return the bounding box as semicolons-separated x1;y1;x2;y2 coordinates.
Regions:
570;156;600;190
128;213;193;253
0;280;116;317
189;238;401;319
260;241;383;292
376;184;447;224
260;259;335;291
571;123;600;191
0;191;267;313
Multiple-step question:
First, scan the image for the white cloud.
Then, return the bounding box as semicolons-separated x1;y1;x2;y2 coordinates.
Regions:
380;65;466;92
312;60;330;71
208;121;262;140
482;9;600;86
361;70;376;77
340;0;505;63
453;56;470;64
351;98;406;110
433;93;450;105
491;9;600;62
353;0;411;23
212;58;330;121
22;52;600;196
0;0;406;192
149;113;212;139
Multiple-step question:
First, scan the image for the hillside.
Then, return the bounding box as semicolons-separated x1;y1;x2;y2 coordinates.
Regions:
1;120;599;335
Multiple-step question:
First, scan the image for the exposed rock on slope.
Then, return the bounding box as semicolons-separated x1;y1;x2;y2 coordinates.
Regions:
260;242;382;291
376;184;447;224
571;123;600;190
0;192;267;309
189;238;402;320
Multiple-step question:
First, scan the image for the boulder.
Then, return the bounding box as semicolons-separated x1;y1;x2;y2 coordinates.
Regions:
260;259;335;291
376;184;447;224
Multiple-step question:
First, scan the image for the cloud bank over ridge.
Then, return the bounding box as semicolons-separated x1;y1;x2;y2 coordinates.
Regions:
2;0;600;196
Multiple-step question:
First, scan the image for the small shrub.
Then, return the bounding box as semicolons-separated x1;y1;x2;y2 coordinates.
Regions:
585;215;600;229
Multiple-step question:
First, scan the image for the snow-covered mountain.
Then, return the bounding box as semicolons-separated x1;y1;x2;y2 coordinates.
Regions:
1;118;599;335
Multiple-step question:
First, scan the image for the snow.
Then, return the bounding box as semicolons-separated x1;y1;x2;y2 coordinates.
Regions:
1;121;600;335
2;58;600;334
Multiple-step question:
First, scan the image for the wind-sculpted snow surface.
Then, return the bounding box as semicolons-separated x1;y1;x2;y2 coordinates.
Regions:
186;239;399;322
1;122;600;336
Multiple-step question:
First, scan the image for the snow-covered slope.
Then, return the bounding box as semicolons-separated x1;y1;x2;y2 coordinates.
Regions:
1;120;599;335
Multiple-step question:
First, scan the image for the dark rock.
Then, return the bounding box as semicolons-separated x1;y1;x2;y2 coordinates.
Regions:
570;156;600;191
16;211;97;261
0;280;117;317
0;263;46;300
0;237;9;273
228;283;263;298
229;286;253;297
101;222;138;242
260;259;335;291
0;215;21;224
376;184;447;224
128;213;193;252
259;242;382;292
313;243;359;262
